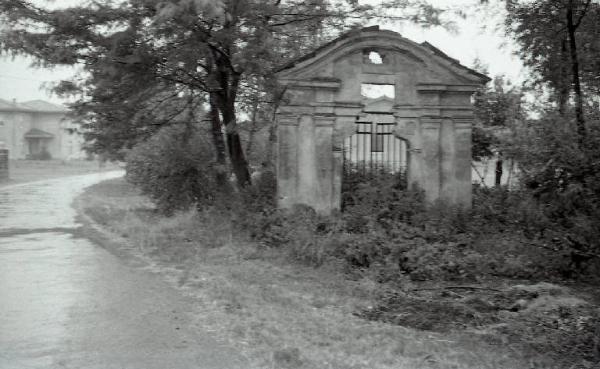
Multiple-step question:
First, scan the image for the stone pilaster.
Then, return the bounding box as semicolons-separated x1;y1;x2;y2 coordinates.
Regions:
276;115;299;209
394;118;420;189
276;113;338;214
297;115;318;207
331;149;343;212
454;118;473;207
333;116;357;151
420;118;442;202
315;117;335;214
440;118;456;203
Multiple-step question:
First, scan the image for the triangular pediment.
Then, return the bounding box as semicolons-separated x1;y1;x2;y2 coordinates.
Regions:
24;128;54;139
276;26;489;87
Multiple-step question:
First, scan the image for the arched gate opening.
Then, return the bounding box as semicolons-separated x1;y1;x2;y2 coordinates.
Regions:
274;26;489;214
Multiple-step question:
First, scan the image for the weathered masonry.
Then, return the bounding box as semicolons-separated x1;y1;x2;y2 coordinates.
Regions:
275;26;490;214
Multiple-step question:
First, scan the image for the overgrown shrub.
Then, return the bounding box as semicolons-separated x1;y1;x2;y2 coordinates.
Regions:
468;185;551;237
222;138;600;280
503;113;600;274
342;169;424;232
236;169;277;212
125;124;219;215
235;201;342;265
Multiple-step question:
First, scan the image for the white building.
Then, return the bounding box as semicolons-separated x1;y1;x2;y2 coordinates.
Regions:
0;98;86;160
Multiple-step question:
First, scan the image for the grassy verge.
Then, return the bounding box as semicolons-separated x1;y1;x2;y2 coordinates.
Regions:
0;159;121;187
77;177;598;369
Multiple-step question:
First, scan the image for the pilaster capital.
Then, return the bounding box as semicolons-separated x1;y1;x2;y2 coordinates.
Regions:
420;117;443;128
453;117;474;129
277;114;299;126
314;115;335;127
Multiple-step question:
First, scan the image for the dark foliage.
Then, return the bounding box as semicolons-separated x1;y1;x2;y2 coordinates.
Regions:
235;163;600;282
125;124;220;215
471;125;497;162
506;112;600;272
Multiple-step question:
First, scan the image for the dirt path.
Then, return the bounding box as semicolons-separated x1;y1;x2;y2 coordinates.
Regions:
0;172;248;369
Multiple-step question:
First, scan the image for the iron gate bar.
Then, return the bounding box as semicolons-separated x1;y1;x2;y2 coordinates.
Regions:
343;120;406;176
369;123;372;173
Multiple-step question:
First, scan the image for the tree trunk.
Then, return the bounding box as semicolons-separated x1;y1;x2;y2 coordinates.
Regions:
566;0;587;144
227;131;251;187
245;99;259;162
221;103;251;187
495;157;503;187
209;93;228;187
209;50;251;187
558;38;570;115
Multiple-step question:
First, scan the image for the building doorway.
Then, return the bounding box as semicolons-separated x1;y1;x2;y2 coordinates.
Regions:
24;128;54;159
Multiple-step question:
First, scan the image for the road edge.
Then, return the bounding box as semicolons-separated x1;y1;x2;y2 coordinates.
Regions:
72;181;153;270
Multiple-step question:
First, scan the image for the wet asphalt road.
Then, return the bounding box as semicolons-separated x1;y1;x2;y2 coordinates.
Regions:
0;172;247;369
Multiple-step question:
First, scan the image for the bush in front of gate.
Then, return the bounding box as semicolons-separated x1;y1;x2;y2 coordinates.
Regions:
235;169;598;283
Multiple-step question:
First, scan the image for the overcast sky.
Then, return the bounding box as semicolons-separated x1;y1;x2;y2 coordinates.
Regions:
0;0;524;105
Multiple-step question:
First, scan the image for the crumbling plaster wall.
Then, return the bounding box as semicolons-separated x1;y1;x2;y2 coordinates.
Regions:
275;28;489;214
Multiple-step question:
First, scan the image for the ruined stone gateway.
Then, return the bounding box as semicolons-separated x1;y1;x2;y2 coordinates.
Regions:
275;26;490;214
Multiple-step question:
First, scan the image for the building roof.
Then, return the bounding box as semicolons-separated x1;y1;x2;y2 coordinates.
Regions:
0;98;68;113
23;128;55;139
276;25;490;83
0;98;31;112
21;100;68;113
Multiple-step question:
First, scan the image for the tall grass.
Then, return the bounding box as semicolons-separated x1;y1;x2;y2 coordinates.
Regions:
78;177;546;369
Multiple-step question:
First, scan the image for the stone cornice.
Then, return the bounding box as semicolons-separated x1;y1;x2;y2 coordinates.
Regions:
420;117;443;127
306;102;473;110
314;116;336;126
277;115;299;126
453;117;474;128
311;101;362;108
416;83;480;93
279;79;341;90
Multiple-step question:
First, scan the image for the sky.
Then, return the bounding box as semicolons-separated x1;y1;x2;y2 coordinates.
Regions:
0;0;525;105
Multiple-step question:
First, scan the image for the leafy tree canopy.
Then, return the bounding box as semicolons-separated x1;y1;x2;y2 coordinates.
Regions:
502;0;600;143
504;0;600;96
0;0;450;185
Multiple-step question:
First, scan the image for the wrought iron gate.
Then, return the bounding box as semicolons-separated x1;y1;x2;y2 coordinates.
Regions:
342;117;407;175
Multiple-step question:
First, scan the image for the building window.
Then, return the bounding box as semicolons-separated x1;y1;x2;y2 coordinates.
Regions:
363;49;385;64
361;83;395;99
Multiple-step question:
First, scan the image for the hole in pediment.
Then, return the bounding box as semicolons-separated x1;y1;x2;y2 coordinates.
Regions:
364;50;385;64
361;83;395;99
